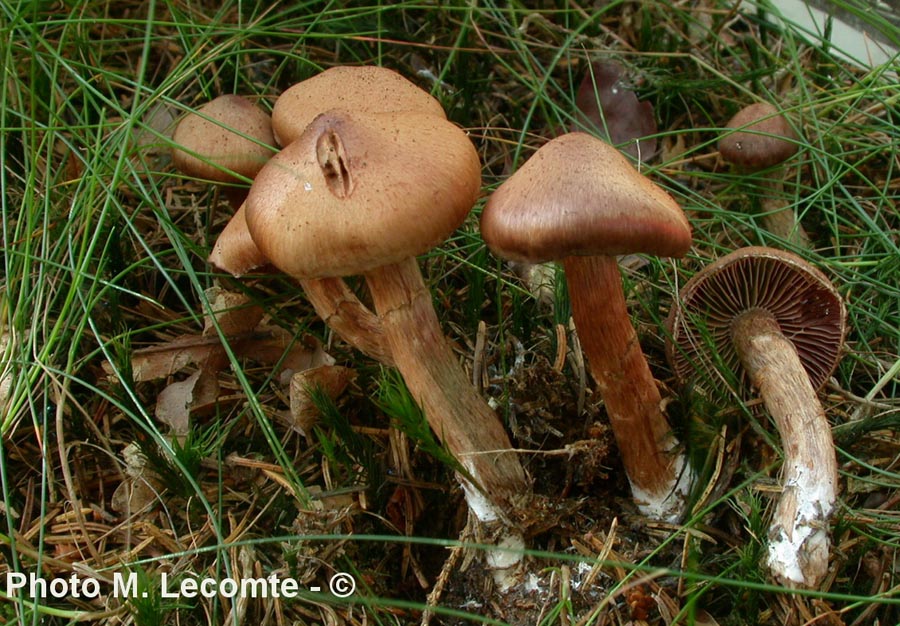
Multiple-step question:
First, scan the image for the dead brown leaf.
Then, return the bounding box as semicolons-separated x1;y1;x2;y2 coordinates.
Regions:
104;285;334;382
202;285;264;337
155;368;220;437
287;364;355;436
115;334;227;381
0;329;11;414
248;326;335;381
111;442;163;516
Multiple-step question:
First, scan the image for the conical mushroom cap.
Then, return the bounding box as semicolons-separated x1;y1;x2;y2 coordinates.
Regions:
481;132;691;264
208;203;270;277
172;94;275;182
719;102;799;170
245;109;481;279
272;66;446;146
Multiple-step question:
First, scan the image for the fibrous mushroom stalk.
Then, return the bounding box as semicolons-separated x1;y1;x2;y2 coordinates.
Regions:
366;257;530;515
731;307;838;588
245;108;533;586
758;179;811;249
366;257;529;589
565;254;692;522
298;277;393;365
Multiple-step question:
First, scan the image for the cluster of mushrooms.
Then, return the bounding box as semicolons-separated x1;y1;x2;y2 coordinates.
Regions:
171;66;846;590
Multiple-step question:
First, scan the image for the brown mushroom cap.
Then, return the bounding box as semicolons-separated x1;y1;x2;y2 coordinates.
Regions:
666;246;846;392
245;109;481;279
172;94;275;183
481;132;691;263
207;202;270;277
271;66;447;147
718;102;799;170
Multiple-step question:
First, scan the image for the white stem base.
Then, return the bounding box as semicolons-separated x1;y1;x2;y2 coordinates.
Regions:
765;465;836;587
460;461;526;591
630;452;695;523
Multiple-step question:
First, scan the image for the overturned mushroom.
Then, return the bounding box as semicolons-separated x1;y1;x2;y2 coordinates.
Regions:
719;102;810;248
666;246;845;588
246;109;531;581
481;132;694;522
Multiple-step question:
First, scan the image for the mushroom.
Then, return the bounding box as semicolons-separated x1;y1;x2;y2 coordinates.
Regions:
245;109;531;574
271;65;446;147
666;246;845;588
209;65;450;363
171;94;275;270
719;102;811;248
172;98;390;361
172;87;392;363
481;132;694;522
171;94;276;207
207;202;269;276
207;202;393;364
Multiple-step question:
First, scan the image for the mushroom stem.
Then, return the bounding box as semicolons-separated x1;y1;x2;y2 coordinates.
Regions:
563;254;692;522
731;308;838;588
365;257;530;517
759;179;811;249
365;256;529;588
299;277;393;366
209;205;393;364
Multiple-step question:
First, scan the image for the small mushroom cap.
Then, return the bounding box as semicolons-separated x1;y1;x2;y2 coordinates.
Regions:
719;102;799;170
666;246;846;392
245;109;481;279
271;66;446;147
208;203;270;277
481;132;691;264
172;95;275;183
